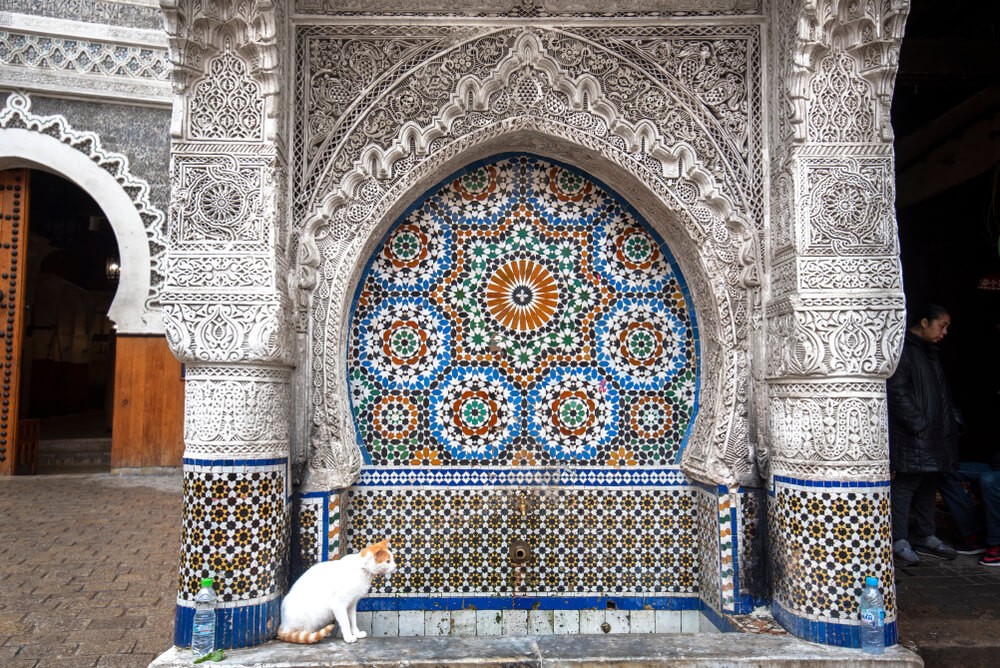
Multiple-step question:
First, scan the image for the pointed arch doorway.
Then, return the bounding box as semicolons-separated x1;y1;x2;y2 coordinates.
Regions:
0;168;121;474
0;164;183;476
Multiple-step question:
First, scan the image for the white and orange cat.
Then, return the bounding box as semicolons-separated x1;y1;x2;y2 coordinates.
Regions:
277;539;396;644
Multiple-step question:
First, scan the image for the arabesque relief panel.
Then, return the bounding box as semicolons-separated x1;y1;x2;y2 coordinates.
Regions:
293;24;764;489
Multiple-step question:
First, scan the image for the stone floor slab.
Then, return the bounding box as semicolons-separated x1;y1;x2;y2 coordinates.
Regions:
150;634;922;668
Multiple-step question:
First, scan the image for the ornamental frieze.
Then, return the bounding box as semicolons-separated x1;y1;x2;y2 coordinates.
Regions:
183;365;292;459
162;301;294;365
767;380;890;480
765;297;905;379
769;395;887;466
294;0;761;15
166;255;275;291
796;257;902;291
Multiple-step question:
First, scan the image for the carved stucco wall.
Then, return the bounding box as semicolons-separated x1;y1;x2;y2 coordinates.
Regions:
763;0;909;481
294;24;765;490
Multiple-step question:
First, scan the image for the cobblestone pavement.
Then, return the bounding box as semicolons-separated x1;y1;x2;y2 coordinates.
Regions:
896;551;1000;667
2;473;1000;667
0;474;181;668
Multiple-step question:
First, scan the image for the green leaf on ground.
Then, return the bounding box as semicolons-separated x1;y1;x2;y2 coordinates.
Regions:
193;649;225;663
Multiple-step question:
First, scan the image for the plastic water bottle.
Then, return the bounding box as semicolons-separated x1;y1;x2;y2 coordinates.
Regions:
191;577;217;658
859;575;885;654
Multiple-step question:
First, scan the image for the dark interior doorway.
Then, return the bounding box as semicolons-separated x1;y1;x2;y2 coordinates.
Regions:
18;169;120;473
892;1;1000;463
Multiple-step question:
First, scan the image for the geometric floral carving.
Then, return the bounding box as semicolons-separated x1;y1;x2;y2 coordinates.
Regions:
188;50;264;141
167;256;273;289
807;53;875;144
805;158;895;255
170;155;267;245
294;1;762;16
0;1;163;26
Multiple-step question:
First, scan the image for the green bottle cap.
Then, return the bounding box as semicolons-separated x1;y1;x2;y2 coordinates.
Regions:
201;578;214;588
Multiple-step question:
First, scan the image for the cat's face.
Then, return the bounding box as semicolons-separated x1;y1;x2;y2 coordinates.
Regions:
361;539;397;576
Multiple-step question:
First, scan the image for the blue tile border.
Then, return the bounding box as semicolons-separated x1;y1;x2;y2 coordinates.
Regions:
174;598;281;649
183;457;287;468
771;475;891;490
358;595;703;612
771;600;897;648
700;602;735;632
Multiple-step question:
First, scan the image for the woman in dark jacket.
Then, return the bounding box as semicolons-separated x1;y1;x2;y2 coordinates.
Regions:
887;303;960;566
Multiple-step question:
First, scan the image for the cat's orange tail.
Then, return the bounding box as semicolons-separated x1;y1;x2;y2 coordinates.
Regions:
276;622;336;644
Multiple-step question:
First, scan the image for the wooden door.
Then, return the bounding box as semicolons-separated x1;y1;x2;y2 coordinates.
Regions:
0;170;30;475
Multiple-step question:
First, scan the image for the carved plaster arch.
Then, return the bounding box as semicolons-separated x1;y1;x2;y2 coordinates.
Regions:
0;91;166;334
295;29;763;489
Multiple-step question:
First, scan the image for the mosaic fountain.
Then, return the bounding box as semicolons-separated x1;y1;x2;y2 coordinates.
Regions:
153;2;911;658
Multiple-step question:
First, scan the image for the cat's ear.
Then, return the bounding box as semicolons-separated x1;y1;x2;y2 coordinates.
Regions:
361;538;390;559
374;545;392;564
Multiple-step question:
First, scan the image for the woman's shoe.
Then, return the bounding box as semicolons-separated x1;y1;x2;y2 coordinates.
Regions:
979;546;1000;567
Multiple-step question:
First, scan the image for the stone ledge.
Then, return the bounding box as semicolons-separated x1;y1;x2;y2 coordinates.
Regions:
150;633;923;667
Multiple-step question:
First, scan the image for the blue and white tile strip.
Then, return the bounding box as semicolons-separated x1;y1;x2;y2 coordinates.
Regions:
357;466;690;487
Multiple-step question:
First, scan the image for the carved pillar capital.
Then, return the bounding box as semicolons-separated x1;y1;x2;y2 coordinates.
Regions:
162;297;294;366
763;295;905;380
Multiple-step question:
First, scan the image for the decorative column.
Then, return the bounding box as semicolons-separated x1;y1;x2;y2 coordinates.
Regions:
160;1;293;649
763;0;909;647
